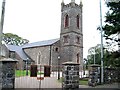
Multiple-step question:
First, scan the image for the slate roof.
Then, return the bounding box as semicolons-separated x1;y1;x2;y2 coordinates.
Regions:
5;38;59;61
22;38;59;49
6;44;29;60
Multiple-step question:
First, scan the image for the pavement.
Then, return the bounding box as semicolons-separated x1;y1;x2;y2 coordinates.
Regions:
79;83;120;88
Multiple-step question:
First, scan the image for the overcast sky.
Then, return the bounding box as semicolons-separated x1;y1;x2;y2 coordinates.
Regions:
0;0;108;58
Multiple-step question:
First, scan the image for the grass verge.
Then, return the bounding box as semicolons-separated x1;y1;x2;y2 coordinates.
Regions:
15;70;44;77
79;80;88;85
15;70;30;77
79;78;88;85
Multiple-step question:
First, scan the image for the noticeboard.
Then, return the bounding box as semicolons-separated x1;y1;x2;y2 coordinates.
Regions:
44;66;51;77
30;65;37;77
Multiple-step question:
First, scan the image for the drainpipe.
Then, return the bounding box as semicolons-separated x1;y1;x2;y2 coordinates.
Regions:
49;45;52;66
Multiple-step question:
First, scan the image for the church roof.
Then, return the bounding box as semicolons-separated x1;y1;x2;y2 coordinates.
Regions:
4;38;59;61
22;38;59;49
6;44;29;60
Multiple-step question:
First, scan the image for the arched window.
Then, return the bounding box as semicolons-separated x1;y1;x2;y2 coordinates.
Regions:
37;52;41;65
55;47;59;52
77;53;80;63
63;35;69;43
76;36;80;44
64;14;69;28
76;15;79;28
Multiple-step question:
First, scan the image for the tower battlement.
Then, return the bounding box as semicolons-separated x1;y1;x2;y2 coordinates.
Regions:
61;2;82;12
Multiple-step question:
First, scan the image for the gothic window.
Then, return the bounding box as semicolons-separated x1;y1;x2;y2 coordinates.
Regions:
77;53;80;63
55;47;59;52
37;53;41;64
76;36;80;44
76;15;79;28
64;14;69;28
38;58;40;64
63;35;69;43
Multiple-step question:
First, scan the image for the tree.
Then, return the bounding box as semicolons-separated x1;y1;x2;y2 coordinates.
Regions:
2;33;29;46
101;1;120;67
86;44;118;67
103;1;120;43
87;44;101;65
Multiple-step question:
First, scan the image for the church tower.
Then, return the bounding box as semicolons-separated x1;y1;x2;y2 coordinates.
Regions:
60;0;83;68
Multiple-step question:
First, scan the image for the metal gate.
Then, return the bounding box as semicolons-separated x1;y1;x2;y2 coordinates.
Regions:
15;65;62;88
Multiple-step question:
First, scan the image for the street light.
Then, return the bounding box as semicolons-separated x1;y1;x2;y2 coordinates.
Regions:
99;0;104;84
58;56;60;80
26;58;29;76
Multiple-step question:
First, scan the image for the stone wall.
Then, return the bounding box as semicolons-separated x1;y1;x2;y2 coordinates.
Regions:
51;41;60;71
104;68;120;83
0;62;2;89
23;41;61;71
15;53;25;70
1;44;25;70
24;46;50;65
0;59;17;89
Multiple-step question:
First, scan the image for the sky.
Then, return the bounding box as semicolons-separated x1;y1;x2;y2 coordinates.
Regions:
0;0;108;58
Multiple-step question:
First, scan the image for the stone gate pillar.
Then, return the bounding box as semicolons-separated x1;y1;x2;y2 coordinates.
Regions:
0;58;17;89
88;64;101;87
62;62;79;89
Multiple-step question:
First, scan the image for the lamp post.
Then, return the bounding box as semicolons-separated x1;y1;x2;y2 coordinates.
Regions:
26;58;29;76
99;0;104;84
58;56;60;80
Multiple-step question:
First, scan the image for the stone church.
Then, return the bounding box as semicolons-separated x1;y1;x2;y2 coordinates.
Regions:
1;0;83;71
